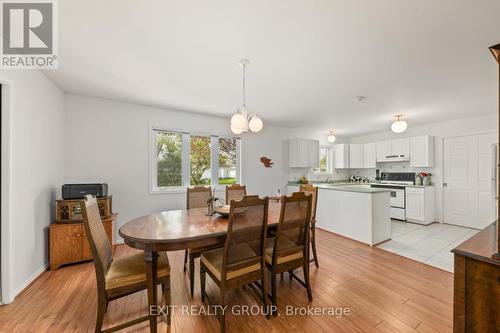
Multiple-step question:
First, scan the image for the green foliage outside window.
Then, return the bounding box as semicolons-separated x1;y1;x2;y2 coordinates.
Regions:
156;131;239;187
157;132;182;186
190;136;211;185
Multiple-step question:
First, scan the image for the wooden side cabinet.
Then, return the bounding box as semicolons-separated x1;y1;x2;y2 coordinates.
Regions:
452;222;500;332
49;214;117;270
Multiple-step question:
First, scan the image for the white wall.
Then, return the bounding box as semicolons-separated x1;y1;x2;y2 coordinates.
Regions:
0;70;65;303
64;94;324;242
349;113;498;222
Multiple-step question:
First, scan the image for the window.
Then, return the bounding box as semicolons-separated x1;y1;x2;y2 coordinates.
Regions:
218;137;237;185
156;131;182;187
151;128;241;192
316;146;330;173
190;135;211;185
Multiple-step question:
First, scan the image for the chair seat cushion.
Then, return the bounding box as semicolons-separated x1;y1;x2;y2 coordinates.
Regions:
265;237;303;264
106;252;170;290
200;244;261;281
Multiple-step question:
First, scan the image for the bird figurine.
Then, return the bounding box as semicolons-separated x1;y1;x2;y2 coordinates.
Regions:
260;156;274;168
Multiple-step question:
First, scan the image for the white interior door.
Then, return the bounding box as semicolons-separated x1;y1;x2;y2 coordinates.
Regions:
443;133;497;229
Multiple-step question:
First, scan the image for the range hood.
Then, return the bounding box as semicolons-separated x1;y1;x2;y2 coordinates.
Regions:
379;154;410;162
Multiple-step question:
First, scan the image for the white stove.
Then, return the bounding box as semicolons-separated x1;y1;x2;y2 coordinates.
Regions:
371;172;415;220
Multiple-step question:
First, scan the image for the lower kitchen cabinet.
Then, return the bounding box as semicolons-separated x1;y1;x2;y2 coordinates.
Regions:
405;187;435;225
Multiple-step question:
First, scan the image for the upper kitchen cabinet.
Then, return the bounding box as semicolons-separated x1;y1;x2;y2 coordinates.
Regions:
410;135;434;167
333;143;350;169
363;143;377;168
391;138;410;155
376;138;410;162
376;141;391;162
349;144;364;168
289;138;320;168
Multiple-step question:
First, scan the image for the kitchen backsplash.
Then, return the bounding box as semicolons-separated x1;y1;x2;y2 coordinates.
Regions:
288;162;433;182
350;161;433;180
289;167;349;182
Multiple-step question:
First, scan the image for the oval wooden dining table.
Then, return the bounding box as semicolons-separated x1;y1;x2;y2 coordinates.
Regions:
119;199;282;333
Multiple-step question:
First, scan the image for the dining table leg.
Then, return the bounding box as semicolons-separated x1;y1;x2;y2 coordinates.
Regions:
144;250;159;333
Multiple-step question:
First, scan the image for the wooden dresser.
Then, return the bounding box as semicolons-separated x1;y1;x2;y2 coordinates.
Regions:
49;196;117;270
452;221;500;332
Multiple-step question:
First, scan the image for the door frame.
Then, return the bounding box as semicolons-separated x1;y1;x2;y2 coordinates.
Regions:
442;131;497;227
1;80;13;304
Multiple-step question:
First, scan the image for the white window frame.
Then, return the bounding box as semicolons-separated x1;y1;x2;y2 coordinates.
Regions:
314;145;332;174
149;126;241;194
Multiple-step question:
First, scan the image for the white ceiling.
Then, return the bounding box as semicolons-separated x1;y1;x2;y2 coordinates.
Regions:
44;0;500;137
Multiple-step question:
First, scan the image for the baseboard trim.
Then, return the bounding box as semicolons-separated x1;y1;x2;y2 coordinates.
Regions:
12;262;49;301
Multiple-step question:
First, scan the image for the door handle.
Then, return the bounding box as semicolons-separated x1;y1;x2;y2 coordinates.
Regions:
443;183;447;187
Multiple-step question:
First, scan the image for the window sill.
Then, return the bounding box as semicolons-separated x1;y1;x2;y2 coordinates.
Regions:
149;187;226;195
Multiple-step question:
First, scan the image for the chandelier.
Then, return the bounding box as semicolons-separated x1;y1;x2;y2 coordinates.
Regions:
230;59;263;134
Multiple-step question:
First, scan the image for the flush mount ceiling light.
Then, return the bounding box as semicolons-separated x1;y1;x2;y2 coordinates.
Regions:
391;114;408;133
353;96;367;102
230;59;263;134
327;130;336;143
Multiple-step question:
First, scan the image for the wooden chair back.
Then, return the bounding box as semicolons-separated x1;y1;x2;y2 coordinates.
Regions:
273;192;312;261
225;184;247;204
299;184;318;221
187;186;212;209
222;195;268;282
81;194;113;292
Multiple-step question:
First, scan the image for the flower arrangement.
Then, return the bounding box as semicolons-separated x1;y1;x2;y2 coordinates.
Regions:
206;188;225;215
417;172;432;186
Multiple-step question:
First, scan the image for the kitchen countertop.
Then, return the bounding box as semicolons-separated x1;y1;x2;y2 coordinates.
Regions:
288;181;434;187
287;182;391;193
405;184;434;188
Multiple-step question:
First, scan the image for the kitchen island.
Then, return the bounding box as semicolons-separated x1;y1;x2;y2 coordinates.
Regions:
287;183;391;246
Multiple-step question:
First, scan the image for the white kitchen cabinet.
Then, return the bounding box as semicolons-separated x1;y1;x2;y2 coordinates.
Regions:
410;135;434;167
376;139;410;161
391;138;410;155
349;144;364;168
376;141;391;162
363;143;376;168
289;138;319;168
308;140;319;168
405;186;435;225
333;144;350;169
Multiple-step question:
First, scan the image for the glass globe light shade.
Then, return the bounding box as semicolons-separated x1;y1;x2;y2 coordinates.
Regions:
391;120;408;133
231;123;243;134
230;113;246;129
327;133;336;143
248;116;263;132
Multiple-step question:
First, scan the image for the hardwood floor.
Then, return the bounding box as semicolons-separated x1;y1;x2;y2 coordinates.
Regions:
0;229;453;332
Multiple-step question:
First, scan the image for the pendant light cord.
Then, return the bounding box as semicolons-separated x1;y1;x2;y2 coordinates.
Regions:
242;63;246;108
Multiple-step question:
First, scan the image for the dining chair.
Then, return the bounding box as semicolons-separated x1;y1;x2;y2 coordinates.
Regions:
81;195;171;333
200;195;270;333
265;191;312;315
184;186;224;296
299;184;319;267
225;183;247;204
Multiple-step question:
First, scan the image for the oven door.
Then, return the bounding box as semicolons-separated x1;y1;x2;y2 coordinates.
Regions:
389;188;405;208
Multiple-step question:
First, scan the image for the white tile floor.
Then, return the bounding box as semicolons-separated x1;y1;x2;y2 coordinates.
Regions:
377;220;479;272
